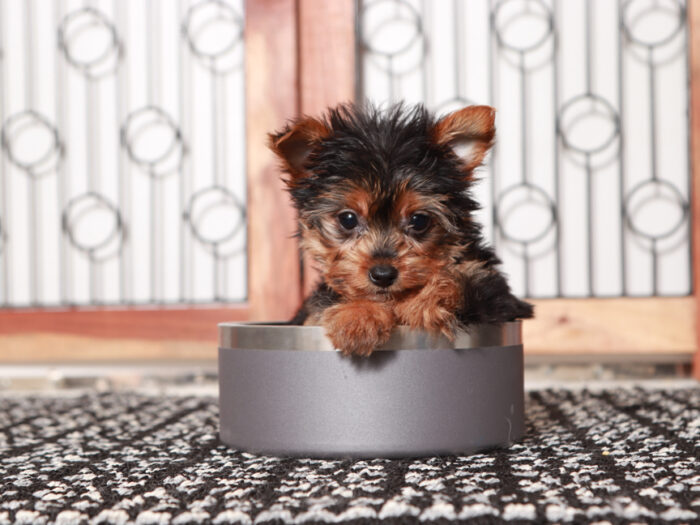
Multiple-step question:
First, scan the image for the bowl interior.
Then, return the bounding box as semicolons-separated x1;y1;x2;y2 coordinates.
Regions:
218;321;522;351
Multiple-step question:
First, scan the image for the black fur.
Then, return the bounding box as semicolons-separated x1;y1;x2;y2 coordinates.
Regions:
277;103;533;328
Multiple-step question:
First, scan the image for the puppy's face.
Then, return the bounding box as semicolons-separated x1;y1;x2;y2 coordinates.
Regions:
269;104;495;300
294;178;458;300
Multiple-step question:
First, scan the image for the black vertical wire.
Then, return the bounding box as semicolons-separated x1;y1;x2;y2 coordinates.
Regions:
389;0;402;103
220;62;230;301
420;0;431;106
519;51;530;297
90;71;103;303
187;5;196;305
115;0;130;304
0;0;8;306
648;45;659;295
355;0;364;102
148;1;157;303
211;55;221;301
24;0;40;305
553;0;562;297
489;0;499;250
85;0;100;303
146;0;160;303
585;0;594;297
648;48;658;184
585;0;593;96
178;0;188;302
453;0;463;101
24;0;35;109
585;153;594;296
55;0;70;305
240;9;249;302
617;0;627;296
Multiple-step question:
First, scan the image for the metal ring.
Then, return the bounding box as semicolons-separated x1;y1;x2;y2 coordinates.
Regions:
362;0;423;58
219;322;523;352
58;7;122;79
622;0;685;50
624;179;688;241
182;0;244;75
184;185;246;257
62;192;124;261
1;110;63;177
360;0;426;75
492;0;554;54
557;94;620;156
121;106;186;178
496;183;557;245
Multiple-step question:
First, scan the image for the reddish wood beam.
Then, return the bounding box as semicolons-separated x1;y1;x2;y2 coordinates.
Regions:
297;0;357;297
689;2;700;379
0;306;248;342
245;0;303;321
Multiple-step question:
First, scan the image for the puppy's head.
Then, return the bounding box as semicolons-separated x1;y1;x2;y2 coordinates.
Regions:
269;103;495;300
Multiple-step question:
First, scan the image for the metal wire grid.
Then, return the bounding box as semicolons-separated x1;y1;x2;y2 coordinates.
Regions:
0;0;247;308
358;0;691;298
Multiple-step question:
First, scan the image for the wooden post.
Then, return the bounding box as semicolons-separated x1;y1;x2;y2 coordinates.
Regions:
297;0;357;296
245;0;303;321
688;1;700;379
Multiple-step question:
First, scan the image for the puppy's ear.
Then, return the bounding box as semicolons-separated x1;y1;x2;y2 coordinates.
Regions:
432;105;495;173
268;116;330;182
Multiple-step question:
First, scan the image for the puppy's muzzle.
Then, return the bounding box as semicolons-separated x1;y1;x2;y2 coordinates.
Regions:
369;265;398;287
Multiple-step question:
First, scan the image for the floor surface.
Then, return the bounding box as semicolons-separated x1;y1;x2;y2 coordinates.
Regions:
1;385;698;524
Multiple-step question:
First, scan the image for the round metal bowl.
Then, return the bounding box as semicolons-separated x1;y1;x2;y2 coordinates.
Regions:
218;322;524;458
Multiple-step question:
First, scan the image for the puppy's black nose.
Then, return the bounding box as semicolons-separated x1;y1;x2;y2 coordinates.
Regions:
368;265;398;287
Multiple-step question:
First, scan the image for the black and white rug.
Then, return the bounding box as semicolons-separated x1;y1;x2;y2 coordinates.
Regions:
1;387;698;524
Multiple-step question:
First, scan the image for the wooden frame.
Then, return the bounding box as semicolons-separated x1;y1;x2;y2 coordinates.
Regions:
522;9;700;374
298;0;357;296
0;0;306;362
525;297;696;357
245;0;303;320
0;1;698;372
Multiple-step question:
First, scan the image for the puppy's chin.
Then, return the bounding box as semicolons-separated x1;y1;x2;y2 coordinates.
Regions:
370;289;394;301
349;284;416;302
325;279;396;302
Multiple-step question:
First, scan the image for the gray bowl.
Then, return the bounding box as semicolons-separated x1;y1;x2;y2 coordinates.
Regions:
218;322;524;458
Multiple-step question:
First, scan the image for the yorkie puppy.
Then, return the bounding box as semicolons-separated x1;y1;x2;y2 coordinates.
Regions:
270;103;533;356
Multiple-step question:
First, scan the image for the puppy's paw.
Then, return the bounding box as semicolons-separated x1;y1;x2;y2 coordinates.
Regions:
395;277;461;340
321;300;395;356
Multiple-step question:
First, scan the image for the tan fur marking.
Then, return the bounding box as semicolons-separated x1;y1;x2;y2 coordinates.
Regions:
394;261;463;339
394;188;422;221
268;116;331;180
321;300;395;356
432;105;496;174
343;187;371;218
393;189;454;233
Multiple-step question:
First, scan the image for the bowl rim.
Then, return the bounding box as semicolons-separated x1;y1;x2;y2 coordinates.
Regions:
218;321;522;351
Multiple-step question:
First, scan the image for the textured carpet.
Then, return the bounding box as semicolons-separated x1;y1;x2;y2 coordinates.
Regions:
1;387;698;524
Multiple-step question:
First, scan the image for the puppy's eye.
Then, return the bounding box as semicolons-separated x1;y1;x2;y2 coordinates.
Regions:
408;213;431;233
338;211;359;230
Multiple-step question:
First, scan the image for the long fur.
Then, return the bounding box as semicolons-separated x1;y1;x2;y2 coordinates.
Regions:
270;103;533;355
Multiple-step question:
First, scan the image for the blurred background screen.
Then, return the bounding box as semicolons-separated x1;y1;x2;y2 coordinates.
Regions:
0;0;247;308
359;0;690;299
